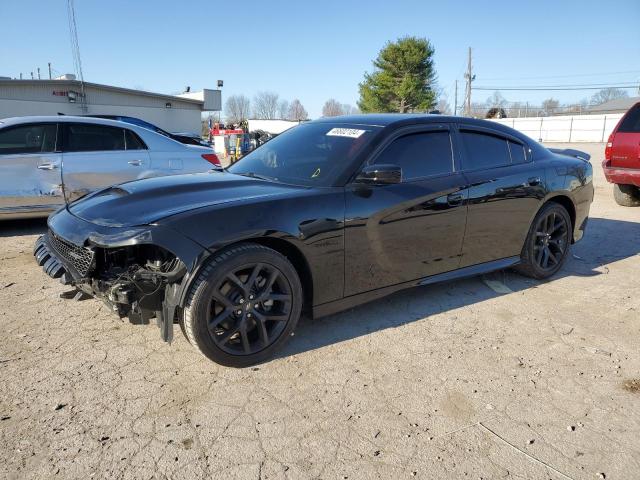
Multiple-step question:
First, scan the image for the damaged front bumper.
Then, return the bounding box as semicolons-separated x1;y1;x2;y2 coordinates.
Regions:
34;207;207;342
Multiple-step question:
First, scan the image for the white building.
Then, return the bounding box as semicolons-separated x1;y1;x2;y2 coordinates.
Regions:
0;77;221;133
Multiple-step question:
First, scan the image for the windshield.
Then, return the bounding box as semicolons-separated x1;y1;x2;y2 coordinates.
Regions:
228;123;382;186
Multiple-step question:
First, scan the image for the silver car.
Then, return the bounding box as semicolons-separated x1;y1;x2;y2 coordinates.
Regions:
0;116;221;219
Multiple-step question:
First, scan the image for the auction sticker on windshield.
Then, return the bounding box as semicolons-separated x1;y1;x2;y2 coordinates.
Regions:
326;128;366;138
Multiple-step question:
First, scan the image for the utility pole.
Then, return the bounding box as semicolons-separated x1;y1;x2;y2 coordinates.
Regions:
454;80;458;116
48;62;52;79
464;47;475;116
37;67;41;80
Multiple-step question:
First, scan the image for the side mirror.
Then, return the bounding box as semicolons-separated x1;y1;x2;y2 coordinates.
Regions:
355;164;402;185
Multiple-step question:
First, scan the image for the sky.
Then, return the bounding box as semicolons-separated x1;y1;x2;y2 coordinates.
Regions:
2;0;639;119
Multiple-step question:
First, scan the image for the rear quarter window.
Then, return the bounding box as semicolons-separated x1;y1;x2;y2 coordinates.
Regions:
508;140;528;164
617;105;640;133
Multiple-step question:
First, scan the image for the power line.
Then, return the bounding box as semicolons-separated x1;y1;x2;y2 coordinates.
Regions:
479;70;640;82
474;85;638;91
476;81;637;88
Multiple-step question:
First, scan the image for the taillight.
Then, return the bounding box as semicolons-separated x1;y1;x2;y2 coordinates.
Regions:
201;153;220;166
604;134;614;161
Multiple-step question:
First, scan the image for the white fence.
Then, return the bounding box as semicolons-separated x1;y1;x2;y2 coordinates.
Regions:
489;113;623;143
247;119;300;134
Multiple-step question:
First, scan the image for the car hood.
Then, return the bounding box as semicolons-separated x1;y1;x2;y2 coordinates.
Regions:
68;171;304;227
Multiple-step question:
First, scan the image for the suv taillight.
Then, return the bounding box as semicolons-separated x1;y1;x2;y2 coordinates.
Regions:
201;153;221;166
604;133;614;161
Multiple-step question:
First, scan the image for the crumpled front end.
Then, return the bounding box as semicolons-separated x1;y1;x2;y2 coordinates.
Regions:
34;207;205;342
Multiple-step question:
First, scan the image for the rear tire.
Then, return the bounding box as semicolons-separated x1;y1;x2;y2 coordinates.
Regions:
613;184;640;207
182;243;302;367
516;202;572;279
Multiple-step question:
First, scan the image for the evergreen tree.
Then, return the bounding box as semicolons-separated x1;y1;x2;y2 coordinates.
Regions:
358;36;437;113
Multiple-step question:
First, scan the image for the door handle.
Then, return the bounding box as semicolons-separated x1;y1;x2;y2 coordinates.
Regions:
37;163;58;170
128;160;143;166
447;192;464;206
526;176;541;186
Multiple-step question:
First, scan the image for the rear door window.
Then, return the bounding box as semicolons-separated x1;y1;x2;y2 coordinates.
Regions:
617;105;640;133
508;140;527;164
0;124;57;155
460;130;511;170
64;124;125;152
124;129;147;150
373;130;454;180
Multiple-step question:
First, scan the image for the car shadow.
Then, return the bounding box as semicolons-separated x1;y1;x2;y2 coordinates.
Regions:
277;217;640;360
0;218;48;238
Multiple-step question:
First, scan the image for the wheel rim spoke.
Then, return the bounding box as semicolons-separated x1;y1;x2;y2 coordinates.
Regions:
258;270;280;299
541;247;549;268
263;293;291;302
254;314;270;347
239;326;251;353
226;272;246;292
246;263;264;292
209;307;233;329
212;290;234;309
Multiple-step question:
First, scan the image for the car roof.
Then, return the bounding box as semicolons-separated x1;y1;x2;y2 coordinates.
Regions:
0;115;137;129
311;113;545;154
312;113;511;129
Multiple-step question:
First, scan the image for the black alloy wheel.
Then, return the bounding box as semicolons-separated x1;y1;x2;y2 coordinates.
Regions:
533;210;569;271
208;262;292;355
517;202;572;279
182;243;302;367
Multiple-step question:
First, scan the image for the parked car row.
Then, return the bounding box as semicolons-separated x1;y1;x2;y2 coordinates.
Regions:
0;115;220;219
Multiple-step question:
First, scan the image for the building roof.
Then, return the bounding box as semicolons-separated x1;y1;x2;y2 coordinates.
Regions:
0;115;150;128
0;79;203;105
587;96;640;114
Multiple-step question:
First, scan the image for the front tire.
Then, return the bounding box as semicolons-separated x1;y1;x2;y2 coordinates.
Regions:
613;184;640;207
182;243;302;367
517;202;571;279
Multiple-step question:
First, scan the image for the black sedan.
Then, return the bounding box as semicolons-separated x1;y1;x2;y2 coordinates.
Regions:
34;115;594;367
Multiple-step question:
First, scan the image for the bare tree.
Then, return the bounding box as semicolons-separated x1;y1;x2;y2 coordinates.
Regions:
253;91;280;119
339;103;356;115
591;88;629;105
435;92;452;115
541;98;560;116
278;100;289;119
486;91;507;108
565;98;590;114
322;99;344;117
287;99;308;121
224;94;251;124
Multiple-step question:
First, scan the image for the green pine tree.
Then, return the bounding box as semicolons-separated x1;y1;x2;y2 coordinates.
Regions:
358;37;437;113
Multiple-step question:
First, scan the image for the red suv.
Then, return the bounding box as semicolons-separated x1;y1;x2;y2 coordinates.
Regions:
603;102;640;206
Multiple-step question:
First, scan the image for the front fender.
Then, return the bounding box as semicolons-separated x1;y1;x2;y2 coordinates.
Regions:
160;188;346;307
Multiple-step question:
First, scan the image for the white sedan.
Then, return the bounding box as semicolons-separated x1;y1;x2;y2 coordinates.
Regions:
0;115;221;219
